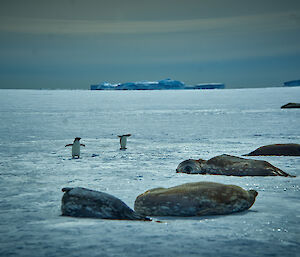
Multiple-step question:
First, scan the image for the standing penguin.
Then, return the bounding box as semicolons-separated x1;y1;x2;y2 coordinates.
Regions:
65;137;85;158
118;134;131;150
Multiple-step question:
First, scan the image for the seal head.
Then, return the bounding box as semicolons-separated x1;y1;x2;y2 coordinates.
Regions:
176;159;205;174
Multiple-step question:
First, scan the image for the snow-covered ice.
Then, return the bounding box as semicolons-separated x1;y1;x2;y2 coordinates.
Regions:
0;87;299;257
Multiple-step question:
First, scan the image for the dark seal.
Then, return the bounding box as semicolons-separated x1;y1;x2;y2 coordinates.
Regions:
244;144;300;156
281;103;300;109
61;187;150;220
176;154;294;177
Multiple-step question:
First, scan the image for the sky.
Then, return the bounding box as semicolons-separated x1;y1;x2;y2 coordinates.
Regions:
0;0;300;89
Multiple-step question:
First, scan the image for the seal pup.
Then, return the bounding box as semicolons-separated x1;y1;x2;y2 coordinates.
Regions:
65;137;85;158
176;154;294;177
118;134;131;150
61;187;150;221
244;144;300;156
134;182;258;217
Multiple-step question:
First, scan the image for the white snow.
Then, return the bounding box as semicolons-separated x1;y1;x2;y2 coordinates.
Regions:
0;87;299;257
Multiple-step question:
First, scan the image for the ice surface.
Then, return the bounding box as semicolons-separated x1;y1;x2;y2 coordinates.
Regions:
0;87;299;257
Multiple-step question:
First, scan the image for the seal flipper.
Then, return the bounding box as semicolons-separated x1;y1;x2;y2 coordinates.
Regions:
267;162;296;177
274;168;296;177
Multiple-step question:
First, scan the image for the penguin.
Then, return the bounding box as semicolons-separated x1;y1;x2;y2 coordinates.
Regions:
65;137;85;158
118;134;131;150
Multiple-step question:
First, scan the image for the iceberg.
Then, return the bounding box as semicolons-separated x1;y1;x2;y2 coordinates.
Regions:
116;81;159;90
90;82;116;90
157;78;185;89
90;79;225;90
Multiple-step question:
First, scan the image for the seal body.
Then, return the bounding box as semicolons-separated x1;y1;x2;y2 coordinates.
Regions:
176;154;293;177
281;103;300;108
61;187;149;220
134;182;258;217
244;144;300;156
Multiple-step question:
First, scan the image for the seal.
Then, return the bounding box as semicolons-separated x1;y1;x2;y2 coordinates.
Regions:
65;137;85;158
134;182;258;217
176;154;294;177
244;144;300;156
118;134;131;150
281;103;300;108
61;187;150;220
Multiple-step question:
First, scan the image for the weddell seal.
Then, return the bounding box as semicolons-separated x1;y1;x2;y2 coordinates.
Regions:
61;187;150;220
244;144;300;156
65;137;85;158
281;103;300;109
134;182;258;217
118;134;131;150
176;154;294;177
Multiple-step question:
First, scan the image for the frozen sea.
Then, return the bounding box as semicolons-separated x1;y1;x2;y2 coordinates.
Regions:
0;87;299;257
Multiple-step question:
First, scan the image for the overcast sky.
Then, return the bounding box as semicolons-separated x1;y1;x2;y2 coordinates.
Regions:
0;0;300;89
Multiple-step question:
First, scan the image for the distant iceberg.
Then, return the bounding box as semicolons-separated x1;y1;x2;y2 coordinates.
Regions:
90;79;224;90
283;80;300;87
157;78;185;89
116;81;160;90
90;82;116;90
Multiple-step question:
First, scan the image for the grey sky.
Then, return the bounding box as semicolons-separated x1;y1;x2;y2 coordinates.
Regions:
0;0;300;89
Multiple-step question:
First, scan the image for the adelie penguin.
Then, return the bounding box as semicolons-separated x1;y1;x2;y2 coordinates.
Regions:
118;134;131;150
65;137;85;158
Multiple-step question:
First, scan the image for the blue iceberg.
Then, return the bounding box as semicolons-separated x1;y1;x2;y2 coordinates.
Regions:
90;82;116;90
91;79;185;90
90;79;225;90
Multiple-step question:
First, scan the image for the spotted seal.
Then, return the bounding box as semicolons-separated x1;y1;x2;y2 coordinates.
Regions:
61;187;150;220
134;182;258;217
176;154;294;177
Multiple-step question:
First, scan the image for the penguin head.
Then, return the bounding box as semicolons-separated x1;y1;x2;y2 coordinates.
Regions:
74;137;81;141
118;134;131;138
